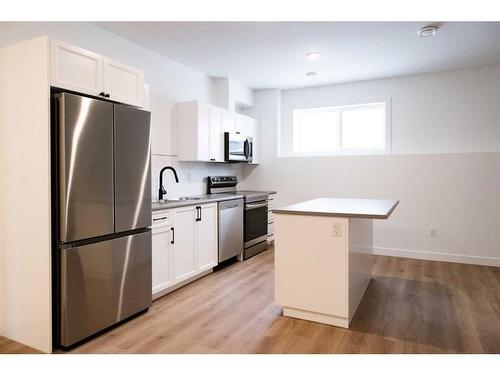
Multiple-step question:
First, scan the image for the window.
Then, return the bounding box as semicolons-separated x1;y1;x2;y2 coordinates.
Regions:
292;102;389;156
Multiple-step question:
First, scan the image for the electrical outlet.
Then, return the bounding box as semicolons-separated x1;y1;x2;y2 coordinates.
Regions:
429;226;437;237
332;223;342;237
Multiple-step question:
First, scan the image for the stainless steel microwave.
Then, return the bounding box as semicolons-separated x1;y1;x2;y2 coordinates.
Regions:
224;132;253;162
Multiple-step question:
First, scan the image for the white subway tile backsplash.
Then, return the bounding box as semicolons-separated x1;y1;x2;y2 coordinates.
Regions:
151;155;243;201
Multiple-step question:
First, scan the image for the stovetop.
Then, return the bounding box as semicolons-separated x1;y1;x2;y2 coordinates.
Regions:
207;176;272;203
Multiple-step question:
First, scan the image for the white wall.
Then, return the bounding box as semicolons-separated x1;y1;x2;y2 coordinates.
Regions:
241;66;500;266
214;77;255;111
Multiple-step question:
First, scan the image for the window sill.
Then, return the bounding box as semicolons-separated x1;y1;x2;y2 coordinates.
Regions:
279;150;391;158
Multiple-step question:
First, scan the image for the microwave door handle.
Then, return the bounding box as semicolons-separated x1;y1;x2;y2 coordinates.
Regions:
243;140;249;159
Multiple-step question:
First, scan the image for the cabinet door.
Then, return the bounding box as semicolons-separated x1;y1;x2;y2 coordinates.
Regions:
197;103;211;161
209;106;223;162
51;39;103;97
103;57;145;107
221;110;236;133
196;203;218;272
235;113;251;135
172;206;197;283
152;224;173;296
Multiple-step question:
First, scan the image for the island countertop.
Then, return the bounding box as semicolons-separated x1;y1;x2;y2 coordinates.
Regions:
273;197;399;219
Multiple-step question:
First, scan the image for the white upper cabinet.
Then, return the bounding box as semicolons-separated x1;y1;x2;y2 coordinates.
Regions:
221;110;236;133
50;39;145;107
235;113;252;135
176;101;226;162
50;40;103;97
175;102;259;164
103;57;145;107
209;106;224;162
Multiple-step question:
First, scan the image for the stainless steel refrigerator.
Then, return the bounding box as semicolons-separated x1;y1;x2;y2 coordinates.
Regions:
53;92;152;348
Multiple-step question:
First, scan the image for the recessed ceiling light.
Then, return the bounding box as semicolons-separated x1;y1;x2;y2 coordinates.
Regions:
307;52;321;60
417;25;439;38
305;72;317;77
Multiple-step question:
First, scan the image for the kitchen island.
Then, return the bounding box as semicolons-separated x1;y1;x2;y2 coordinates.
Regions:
273;198;399;328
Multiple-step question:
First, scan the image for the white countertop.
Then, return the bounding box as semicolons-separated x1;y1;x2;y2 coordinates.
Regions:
273;197;399;219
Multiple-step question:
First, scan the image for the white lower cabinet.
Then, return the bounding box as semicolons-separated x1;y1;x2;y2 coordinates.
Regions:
152;216;174;295
197;204;218;272
152;203;218;299
172;205;198;283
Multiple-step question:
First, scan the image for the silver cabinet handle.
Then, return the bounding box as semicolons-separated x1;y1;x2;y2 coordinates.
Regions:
245;202;268;210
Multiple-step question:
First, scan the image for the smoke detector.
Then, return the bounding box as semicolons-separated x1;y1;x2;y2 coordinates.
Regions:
418;25;439;38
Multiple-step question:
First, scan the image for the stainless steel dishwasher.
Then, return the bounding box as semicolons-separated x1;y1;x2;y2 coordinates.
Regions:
218;198;244;262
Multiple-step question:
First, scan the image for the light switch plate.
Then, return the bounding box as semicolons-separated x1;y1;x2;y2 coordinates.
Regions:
332;223;342;237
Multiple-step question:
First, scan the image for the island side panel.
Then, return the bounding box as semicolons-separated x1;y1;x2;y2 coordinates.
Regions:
274;213;349;326
348;218;373;323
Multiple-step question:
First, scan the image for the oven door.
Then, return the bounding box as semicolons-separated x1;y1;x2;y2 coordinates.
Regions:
225;132;251;162
244;200;268;247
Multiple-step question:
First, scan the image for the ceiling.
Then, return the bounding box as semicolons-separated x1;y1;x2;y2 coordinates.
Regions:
95;22;500;90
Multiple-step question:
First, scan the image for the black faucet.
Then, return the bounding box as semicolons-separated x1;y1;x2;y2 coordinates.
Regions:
158;166;179;201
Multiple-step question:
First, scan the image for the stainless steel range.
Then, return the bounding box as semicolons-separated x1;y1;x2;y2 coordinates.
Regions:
208;176;269;260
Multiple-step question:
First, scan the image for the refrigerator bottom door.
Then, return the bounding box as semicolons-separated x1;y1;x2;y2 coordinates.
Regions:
60;231;152;348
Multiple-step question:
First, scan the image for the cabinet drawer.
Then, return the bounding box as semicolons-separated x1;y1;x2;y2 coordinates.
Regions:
268;194;276;208
51;39;103;96
268;222;274;235
152;210;172;228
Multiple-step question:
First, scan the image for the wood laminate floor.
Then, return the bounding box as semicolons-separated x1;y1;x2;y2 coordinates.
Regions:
1;247;499;354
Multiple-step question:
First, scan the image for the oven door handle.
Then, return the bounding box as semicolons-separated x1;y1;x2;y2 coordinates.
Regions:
245;202;268;210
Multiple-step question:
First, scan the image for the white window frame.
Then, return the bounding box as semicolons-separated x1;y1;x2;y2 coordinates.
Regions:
291;99;391;157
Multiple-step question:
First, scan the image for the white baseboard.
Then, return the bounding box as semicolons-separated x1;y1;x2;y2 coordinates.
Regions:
373;246;500;267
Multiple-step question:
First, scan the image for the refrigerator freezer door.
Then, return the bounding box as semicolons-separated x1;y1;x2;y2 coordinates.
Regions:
59;231;152;347
114;105;152;233
58;93;114;243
